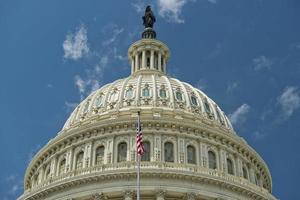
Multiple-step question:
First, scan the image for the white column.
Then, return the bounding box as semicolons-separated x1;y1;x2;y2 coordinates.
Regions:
178;138;184;163
219;149;226;172
154;135;161;161
66;148;73;172
131;58;135;74
135;53;139;71
163;57;166;73
142;50;146;69
50;156;57;177
158;52;162;72
150;50;154;69
106;138;114;163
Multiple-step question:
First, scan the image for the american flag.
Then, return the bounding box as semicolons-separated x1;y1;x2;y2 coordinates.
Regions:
136;112;145;155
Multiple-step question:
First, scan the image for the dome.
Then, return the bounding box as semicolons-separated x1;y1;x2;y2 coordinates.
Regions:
62;71;233;133
18;7;277;200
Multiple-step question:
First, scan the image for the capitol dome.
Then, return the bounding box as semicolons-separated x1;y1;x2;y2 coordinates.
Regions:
18;7;277;200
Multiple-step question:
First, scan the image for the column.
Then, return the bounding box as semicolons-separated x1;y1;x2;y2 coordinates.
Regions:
158;52;162;72
200;143;208;168
131;58;135;74
83;143;91;168
163;57;166;73
154;135;161;161
249;166;256;183
50;156;57;177
135;53;139;71
38;166;45;184
178;138;184;163
142;50;146;69
150;50;154;69
219;148;226;172
106;138;114;163
66;148;73;172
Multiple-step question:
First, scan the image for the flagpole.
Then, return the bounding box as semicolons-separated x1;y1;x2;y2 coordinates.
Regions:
137;111;141;200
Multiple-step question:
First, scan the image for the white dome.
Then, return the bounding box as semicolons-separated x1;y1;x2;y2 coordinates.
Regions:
19;35;276;200
62;71;233;133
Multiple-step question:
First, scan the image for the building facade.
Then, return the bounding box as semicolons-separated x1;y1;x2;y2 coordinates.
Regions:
18;7;277;200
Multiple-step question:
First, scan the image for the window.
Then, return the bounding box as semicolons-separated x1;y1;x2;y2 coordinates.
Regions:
227;158;234;175
117;142;127;162
154;52;158;69
141;141;150;161
142;88;150;97
94;95;103;108
175;91;183;101
208;151;217;169
59;159;66;175
255;173;261;186
204;101;211;113
83;101;90;114
125;89;133;99
95;146;105;165
76;151;84;170
191;96;198;106
187;145;196;164
45;166;50;179
146;51;150;68
164;142;174;162
110;90;119;102
159;88;167;98
243;166;248;179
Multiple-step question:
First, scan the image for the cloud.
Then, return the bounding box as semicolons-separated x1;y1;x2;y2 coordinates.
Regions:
157;0;188;23
65;101;78;113
226;81;239;93
278;86;300;119
132;0;146;13
253;55;273;71
5;174;23;197
229;104;250;125
207;0;217;4
63;24;90;60
196;79;207;91
102;26;124;46
253;131;265;140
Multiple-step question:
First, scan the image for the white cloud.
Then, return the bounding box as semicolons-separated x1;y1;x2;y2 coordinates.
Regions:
253;55;273;71
157;0;188;23
226;81;239;93
196;79;207;91
132;0;146;13
5;174;23;196
253;131;265;140
207;0;217;3
278;86;300;119
63;24;89;60
229;104;250;125
102;26;124;46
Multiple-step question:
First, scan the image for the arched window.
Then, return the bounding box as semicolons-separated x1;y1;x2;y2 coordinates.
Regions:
141;141;150;161
187;145;196;164
94;94;103;108
175;91;183;101
191;96;198;106
45;165;51;180
243;166;248;179
255;173;261;186
164;142;174;162
208;151;217;169
138;52;142;69
59;158;66;175
204;101;211;113
125;88;133;99
117;142;127;162
76;151;84;170
154;52;158;69
159;88;167;98
95;146;105;165
83;100;90;114
142;88;150;97
227;158;234;175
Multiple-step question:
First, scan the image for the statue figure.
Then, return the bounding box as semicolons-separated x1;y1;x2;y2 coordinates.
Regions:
143;5;156;28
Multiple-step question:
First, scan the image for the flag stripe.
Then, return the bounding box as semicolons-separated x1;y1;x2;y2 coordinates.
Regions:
136;112;144;155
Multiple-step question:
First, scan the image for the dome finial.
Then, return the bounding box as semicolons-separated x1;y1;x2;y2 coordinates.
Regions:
142;5;156;39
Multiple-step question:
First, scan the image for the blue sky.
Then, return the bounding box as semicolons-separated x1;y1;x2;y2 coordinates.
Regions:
0;0;299;199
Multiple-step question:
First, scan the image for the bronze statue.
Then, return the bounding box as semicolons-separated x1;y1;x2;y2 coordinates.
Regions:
143;5;156;28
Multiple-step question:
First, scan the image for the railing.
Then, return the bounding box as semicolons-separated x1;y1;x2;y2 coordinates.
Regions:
27;161;270;197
